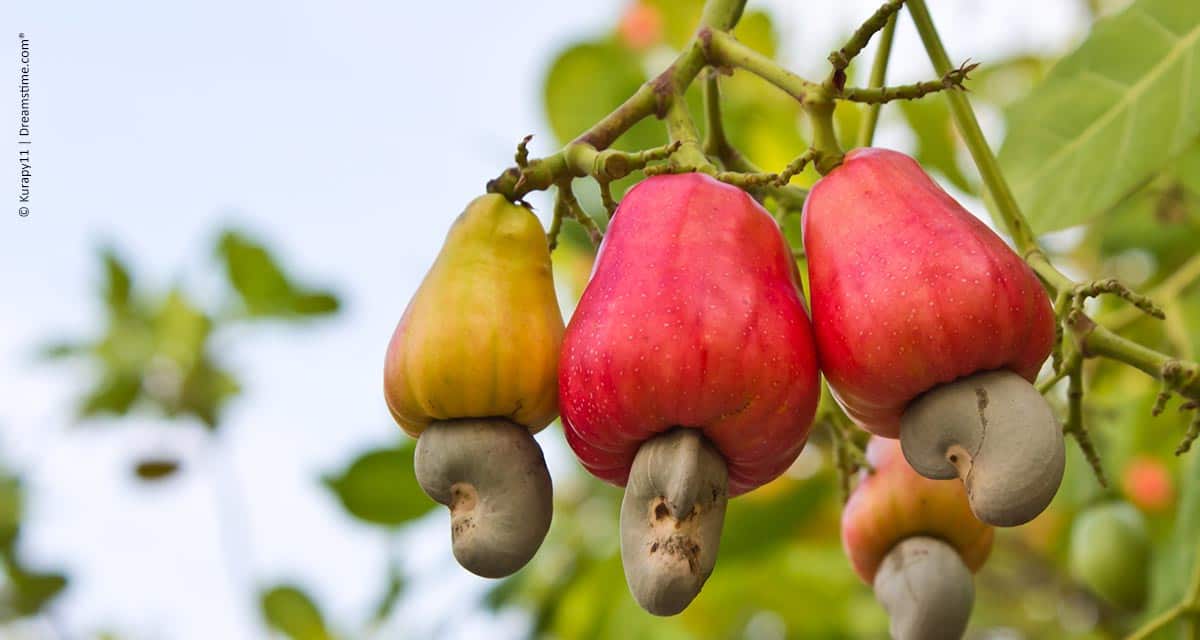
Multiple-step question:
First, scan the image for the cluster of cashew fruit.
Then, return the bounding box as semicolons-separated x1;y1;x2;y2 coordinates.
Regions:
843;437;993;640
383;147;1068;634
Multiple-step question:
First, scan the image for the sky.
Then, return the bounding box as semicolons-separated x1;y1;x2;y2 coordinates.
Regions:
0;1;1088;638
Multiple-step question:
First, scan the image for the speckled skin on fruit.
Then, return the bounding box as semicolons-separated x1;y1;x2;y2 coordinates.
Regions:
802;148;1055;437
559;173;820;496
841;437;993;583
384;194;564;437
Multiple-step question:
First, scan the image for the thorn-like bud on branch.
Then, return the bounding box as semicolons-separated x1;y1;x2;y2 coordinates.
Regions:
554;181;603;247
827;0;906;74
515;134;534;168
839;59;978;104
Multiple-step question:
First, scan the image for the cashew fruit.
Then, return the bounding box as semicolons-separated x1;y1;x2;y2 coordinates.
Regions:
385;194;563;437
559;172;820;615
843;438;992;640
841;437;993;584
561;173;820;495
383;194;562;578
804;148;1062;526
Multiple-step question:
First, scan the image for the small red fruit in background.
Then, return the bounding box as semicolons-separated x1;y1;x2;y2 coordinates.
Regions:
618;2;663;52
1122;456;1174;512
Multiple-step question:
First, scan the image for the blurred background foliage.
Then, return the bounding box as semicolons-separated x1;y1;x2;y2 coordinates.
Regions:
12;0;1200;638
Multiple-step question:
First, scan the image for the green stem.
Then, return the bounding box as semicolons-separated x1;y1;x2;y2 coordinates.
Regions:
904;0;1046;269
1109;253;1200;330
841;62;976;104
488;0;748;201
702;71;727;158
804;101;845;174
1078;322;1200;398
702;28;821;102
827;0;905;77
664;95;713;170
857;13;897;148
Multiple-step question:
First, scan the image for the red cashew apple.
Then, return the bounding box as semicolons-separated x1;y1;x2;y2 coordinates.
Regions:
804;147;1063;526
843;437;993;640
559;173;820;615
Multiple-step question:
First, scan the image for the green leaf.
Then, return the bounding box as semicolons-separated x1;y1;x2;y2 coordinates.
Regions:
543;41;660;152
1092;140;1200;266
216;230;340;319
899;98;972;193
370;569;404;624
1145;453;1200;630
101;249;133;313
292;293;340;316
9;568;67;617
78;373;142;418
643;0;703;50
719;474;835;561
998;0;1200;233
260;584;332;640
323;443;435;527
37;341;84;360
0;476;21;550
174;357;240;429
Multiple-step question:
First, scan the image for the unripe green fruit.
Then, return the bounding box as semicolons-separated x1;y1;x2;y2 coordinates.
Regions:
1068;502;1150;610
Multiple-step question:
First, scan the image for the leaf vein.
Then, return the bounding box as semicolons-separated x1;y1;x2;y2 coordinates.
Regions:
1013;18;1200;198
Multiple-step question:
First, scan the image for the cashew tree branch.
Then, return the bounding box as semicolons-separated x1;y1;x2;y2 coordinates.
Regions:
904;0;1200;452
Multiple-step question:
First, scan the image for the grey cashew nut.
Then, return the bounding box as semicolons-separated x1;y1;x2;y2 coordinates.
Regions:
874;536;975;640
900;369;1065;527
620;428;728;616
414;419;552;579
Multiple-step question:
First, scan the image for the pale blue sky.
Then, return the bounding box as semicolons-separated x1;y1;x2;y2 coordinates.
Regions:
0;1;1086;637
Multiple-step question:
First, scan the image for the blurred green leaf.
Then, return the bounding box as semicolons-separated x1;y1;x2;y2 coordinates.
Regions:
102;249;133;314
998;0;1200;233
216;230;340;319
79;373;142;418
370;569;404;625
175;358;241;429
544;40;663;154
899;98;972;193
1093;142;1200;268
643;0;702;50
7;567;67;618
324;443;434;527
37;341;85;360
0;476;20;550
720;474;835;560
1145;453;1200;633
260;584;332;640
134;458;181;481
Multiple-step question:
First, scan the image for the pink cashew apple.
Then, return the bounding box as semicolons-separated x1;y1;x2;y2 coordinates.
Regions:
559;173;820;615
842;437;993;640
804;148;1063;526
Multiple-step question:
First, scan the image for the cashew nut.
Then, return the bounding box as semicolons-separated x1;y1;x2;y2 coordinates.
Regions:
874;536;975;640
620;429;728;616
900;369;1065;526
414;419;552;578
